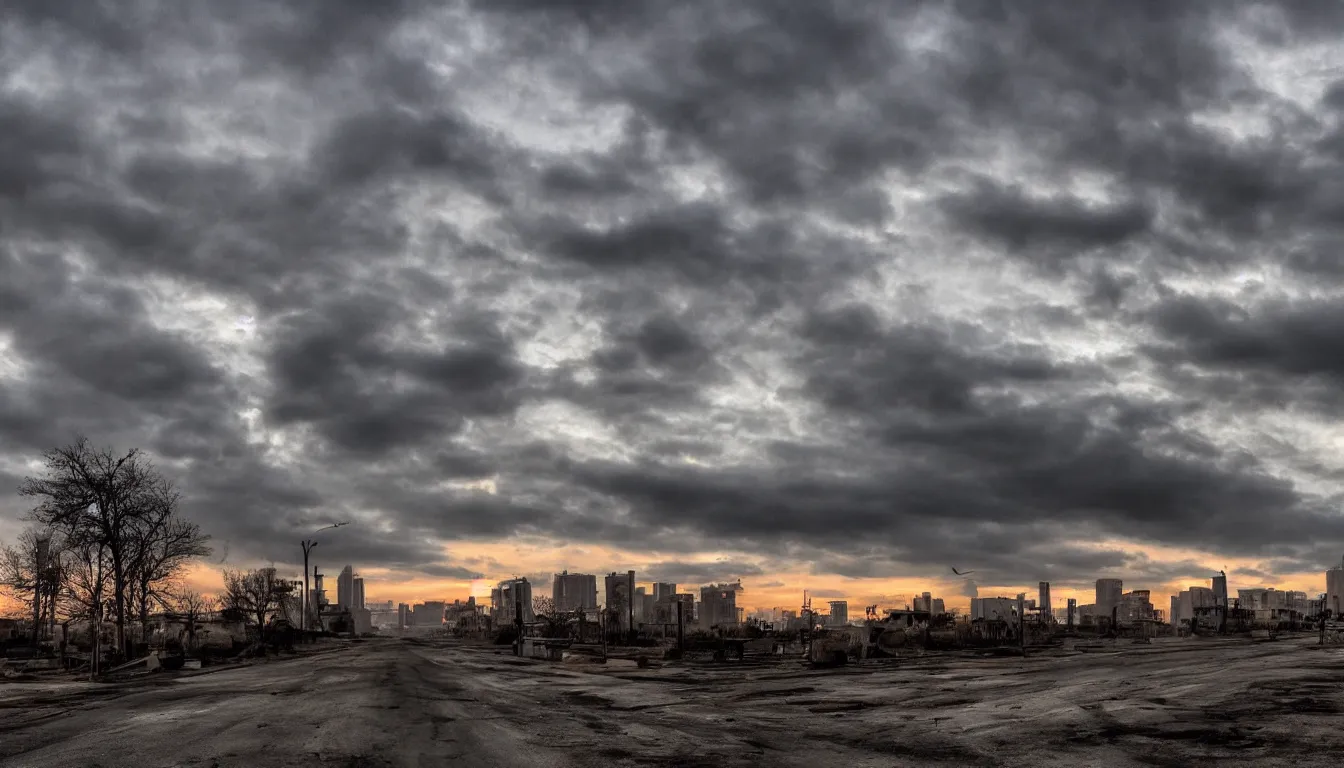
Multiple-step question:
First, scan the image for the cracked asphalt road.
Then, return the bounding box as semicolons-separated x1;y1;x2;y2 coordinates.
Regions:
2;635;1344;767
0;639;572;768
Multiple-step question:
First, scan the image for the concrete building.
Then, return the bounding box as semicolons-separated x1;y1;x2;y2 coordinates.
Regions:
491;579;534;624
828;601;848;626
1066;598;1077;627
352;608;372;635
1238;588;1290;611
1212;572;1228;607
1038;582;1052;619
931;598;945;615
631;586;653;624
444;598;486;635
397;603;410;628
1095;579;1123;622
552;571;598;613
971;597;1018;626
1327;559;1344;617
604;571;636;632
412;601;446;627
652;583;677;602
352;576;365;611
1119;590;1154;623
1287;590;1310;615
337;565;355;610
699;583;740;628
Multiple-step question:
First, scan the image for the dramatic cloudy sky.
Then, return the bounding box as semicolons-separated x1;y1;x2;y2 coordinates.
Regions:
5;0;1344;612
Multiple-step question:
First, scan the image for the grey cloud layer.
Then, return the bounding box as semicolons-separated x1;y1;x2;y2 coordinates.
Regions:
3;0;1344;593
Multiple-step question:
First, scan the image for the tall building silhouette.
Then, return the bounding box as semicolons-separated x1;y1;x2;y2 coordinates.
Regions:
337;565;354;610
1095;578;1123;621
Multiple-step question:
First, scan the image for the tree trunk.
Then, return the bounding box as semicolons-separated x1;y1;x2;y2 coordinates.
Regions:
93;547;104;679
112;549;127;662
31;585;44;647
138;575;153;652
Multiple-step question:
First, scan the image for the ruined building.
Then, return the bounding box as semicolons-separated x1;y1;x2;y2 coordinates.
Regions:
699;583;740;628
491;579;533;624
552;571;598;613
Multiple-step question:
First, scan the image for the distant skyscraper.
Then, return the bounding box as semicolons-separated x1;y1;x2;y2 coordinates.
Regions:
552;571;598;613
397;603;410;628
828;601;848;626
1326;559;1344;617
1212;572;1228;608
1066;598;1077;628
352;576;365;610
652;583;678;602
604;572;636;631
1095;579;1123;622
699;583;740;628
337;566;354;610
1038;582;1052;619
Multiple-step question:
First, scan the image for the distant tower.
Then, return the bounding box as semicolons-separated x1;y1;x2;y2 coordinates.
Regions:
1212;571;1228;608
1038;582;1052;621
1095;579;1123;624
1066;598;1077;628
337;565;354;610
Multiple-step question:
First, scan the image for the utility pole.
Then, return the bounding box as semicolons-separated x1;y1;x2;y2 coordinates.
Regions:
676;599;685;652
300;522;349;633
32;536;48;648
301;540;316;633
514;587;523;657
1018;594;1027;657
627;570;635;646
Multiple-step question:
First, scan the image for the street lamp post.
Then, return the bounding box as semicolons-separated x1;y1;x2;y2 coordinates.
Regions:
300;522;348;633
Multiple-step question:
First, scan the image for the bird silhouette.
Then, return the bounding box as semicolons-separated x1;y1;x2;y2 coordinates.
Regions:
951;567;975;576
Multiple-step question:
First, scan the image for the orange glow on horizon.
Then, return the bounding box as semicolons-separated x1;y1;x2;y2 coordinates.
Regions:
2;538;1331;618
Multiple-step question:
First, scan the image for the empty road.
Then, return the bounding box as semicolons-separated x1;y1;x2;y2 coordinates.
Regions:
2;636;1343;766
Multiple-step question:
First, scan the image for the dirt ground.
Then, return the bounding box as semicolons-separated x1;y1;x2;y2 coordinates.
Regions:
0;634;1341;766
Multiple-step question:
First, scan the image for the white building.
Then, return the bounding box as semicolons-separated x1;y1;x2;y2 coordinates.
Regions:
1327;561;1344;617
337;565;354;610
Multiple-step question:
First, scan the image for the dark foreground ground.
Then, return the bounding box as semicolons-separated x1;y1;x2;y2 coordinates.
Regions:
1;635;1343;767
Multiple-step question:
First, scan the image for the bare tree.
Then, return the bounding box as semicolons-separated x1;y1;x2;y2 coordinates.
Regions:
58;536;113;676
124;483;211;651
532;595;570;639
19;437;166;661
167;590;215;650
221;567;296;637
0;527;64;638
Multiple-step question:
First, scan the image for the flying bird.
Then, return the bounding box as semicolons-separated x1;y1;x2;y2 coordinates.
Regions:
951;567;975;577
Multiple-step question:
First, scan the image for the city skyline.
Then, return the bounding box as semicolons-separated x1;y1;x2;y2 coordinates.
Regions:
247;555;1343;621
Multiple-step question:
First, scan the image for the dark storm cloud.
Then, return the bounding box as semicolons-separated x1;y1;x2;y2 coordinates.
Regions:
555;308;1340;584
939;180;1154;262
418;564;485;581
1141;294;1344;413
7;0;1344;594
